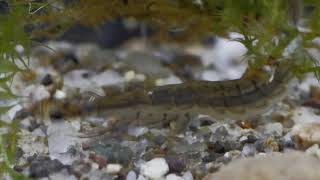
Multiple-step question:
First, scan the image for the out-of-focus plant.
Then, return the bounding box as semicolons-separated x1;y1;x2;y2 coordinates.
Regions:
0;0;31;179
31;0;320;79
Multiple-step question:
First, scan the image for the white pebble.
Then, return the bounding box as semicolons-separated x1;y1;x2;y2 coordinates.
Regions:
140;158;169;180
126;170;137;180
165;174;184;180
292;107;320;124
137;174;148;180
106;164;123;174
182;171;193;180
125;70;136;81
306;144;320;158
54;90;66;100
23;85;50;102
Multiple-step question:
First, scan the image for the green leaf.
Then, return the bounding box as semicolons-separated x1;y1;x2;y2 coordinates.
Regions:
0;91;16;100
0;60;19;73
0;106;12;115
0;73;15;85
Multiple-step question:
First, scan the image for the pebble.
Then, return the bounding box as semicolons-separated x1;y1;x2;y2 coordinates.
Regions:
29;156;65;178
202;152;222;163
137;174;148;180
106;164;123;174
89;153;107;169
305;144;320;158
239;134;258;144
223;150;241;162
1;104;23;123
49;172;77;180
70;160;91;178
241;144;257;157
89;140;133;164
41;74;54;86
54;90;67;100
203;152;320;180
128;127;149;137
165;174;184;180
255;137;280;153
182;171;193;180
23;85;51;102
140;158;169;180
291;107;320;124
47;121;81;164
165;156;185;173
208;141;225;153
263;122;283;137
291;123;320;148
126;170;137;180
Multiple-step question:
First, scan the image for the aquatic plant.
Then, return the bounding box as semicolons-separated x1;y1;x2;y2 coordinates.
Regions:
0;0;30;179
30;0;320;79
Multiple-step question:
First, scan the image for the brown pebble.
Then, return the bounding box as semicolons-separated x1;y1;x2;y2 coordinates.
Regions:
238;121;252;129
82;143;90;151
264;137;279;152
89;153;107;169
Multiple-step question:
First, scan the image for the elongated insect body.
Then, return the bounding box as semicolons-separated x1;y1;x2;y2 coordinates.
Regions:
82;64;293;133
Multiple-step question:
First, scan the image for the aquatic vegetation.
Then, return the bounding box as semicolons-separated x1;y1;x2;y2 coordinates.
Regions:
29;0;320;79
0;0;30;179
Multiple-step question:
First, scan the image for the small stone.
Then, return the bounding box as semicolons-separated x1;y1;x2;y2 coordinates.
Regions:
106;164;122;174
292;107;319;124
41;74;54;86
126;170;137;180
54;90;66;100
23;85;50;102
264;137;280;152
15;147;24;160
202;152;222;163
89;153;107;169
165;173;184;180
82;143;90;151
263;123;283;137
70;160;91;178
223;150;241;162
241;144;257;157
182;171;193;180
137;174;148;180
212;126;229;139
199;116;216;126
305;144;320;158
239;134;258;144
28;118;40;132
140;158;169;180
208;141;225;153
238;121;253;129
13;165;24;173
165;156;185;173
29;156;65;178
291;123;320;148
49;171;77;180
128;127;149;137
255;137;280;153
89;140;133;164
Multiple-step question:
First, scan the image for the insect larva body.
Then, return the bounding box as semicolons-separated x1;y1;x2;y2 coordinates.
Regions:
85;65;292;133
